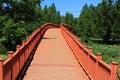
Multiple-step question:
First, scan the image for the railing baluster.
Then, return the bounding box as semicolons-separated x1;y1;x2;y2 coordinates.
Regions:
88;47;92;73
0;23;59;80
96;53;102;80
60;23;119;80
111;62;118;80
8;51;14;80
1;23;119;80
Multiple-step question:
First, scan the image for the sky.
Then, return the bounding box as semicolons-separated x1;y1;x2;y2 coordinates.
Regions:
41;0;102;17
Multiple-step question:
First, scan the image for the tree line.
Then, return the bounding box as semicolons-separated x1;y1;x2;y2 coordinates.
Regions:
73;0;120;44
0;0;62;51
0;0;120;53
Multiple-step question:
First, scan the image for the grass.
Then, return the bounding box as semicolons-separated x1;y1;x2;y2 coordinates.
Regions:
0;42;7;59
0;54;7;59
87;43;120;64
87;42;120;75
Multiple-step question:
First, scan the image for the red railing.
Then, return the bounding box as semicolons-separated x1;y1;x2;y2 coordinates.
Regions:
60;23;119;80
0;23;59;80
0;23;119;80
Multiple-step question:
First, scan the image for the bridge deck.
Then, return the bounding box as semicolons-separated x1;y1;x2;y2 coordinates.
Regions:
23;28;89;80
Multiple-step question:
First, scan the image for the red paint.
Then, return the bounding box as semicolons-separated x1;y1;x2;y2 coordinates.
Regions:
0;23;118;80
61;23;119;80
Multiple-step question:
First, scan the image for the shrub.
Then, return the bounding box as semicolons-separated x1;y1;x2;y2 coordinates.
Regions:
0;43;7;54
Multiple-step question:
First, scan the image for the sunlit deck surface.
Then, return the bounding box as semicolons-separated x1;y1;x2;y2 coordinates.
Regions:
23;28;89;80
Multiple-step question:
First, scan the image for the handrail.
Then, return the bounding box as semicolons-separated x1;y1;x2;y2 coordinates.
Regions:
60;23;119;80
61;23;73;31
0;22;119;80
0;23;60;80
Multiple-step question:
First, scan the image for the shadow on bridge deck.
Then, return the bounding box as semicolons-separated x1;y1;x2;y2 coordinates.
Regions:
17;28;90;80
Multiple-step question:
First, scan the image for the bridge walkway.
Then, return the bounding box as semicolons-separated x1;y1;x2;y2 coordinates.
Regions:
23;28;89;80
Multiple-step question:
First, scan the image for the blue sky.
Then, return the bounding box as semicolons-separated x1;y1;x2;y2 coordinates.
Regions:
41;0;102;17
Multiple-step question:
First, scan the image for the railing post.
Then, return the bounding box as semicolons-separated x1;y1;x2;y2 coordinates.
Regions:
96;53;102;80
8;51;14;58
88;47;93;53
8;51;14;80
0;58;3;80
81;43;86;66
88;47;92;72
16;45;21;76
83;43;86;49
16;45;21;51
22;40;25;64
22;40;26;63
22;40;25;46
27;37;30;42
110;62;118;80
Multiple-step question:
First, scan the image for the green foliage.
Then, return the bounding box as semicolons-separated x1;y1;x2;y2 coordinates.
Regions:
64;12;74;26
0;43;7;54
2;19;27;50
25;22;41;35
0;15;9;37
41;3;61;24
0;0;120;65
87;43;120;64
74;0;120;44
0;54;7;59
74;4;95;43
0;1;63;52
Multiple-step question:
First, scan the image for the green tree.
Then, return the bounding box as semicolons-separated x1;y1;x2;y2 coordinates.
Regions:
112;0;120;41
65;12;74;26
0;15;7;37
42;5;49;23
0;0;45;51
48;3;57;23
55;11;61;24
94;0;114;44
42;3;61;24
74;4;90;42
74;0;120;44
3;19;27;50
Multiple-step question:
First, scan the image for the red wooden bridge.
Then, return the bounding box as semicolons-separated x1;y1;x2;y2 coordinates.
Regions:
0;23;119;80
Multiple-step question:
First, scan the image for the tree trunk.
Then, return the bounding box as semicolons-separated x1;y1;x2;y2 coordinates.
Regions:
103;27;111;44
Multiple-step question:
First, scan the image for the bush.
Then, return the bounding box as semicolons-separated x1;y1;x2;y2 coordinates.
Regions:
87;43;120;64
0;43;7;54
3;19;27;50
